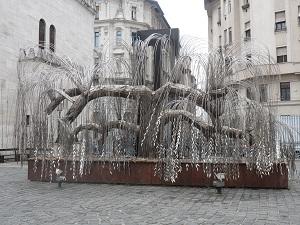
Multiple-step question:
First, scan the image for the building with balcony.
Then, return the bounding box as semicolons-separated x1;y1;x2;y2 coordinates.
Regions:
93;0;171;87
204;0;300;153
0;0;96;150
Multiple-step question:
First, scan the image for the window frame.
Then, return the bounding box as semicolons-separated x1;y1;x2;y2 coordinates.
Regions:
131;32;138;44
298;6;300;26
275;21;287;32
49;25;56;52
259;84;268;103
223;0;227;18
26;115;30;126
131;6;137;20
116;30;122;46
39;19;46;49
95;5;100;20
228;27;232;44
94;31;100;48
224;29;227;45
276;46;287;63
217;7;221;25
277;55;287;63
280;82;290;101
228;0;231;14
275;11;286;32
244;21;251;41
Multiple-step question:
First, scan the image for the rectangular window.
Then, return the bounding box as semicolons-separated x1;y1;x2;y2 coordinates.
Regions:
132;32;138;44
275;11;286;31
218;35;222;47
298;6;300;25
228;27;232;44
280;82;290;101
224;29;227;45
95;5;100;20
94;32;100;48
217;7;221;25
276;46;287;63
26;115;30;126
132;6;137;20
223;0;227;17
228;0;231;14
245;29;251;40
275;21;286;31
259;84;268;102
116;30;122;45
246;87;254;100
244;21;251;41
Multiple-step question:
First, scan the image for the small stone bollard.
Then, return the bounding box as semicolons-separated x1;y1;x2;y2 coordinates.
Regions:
56;169;66;188
213;173;225;194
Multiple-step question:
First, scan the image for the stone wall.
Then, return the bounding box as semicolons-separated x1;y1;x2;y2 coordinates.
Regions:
0;0;95;149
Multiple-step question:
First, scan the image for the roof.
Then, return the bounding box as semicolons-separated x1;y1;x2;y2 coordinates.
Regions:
75;0;97;14
146;0;171;29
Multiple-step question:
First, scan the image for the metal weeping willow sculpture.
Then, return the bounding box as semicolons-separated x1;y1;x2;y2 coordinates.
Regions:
15;34;295;183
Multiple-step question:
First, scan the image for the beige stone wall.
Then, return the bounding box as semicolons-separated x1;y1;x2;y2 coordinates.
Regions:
0;0;95;149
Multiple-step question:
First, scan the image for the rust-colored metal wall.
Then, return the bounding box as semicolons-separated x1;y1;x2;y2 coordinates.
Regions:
28;159;288;189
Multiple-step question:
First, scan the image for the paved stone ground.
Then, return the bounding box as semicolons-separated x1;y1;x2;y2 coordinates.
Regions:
1;162;300;225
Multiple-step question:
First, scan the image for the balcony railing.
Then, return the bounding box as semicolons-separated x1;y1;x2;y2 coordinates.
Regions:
19;46;62;68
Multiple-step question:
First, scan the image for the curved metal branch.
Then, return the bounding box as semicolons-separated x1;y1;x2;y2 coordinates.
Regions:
46;88;82;114
47;83;225;124
161;110;243;139
64;85;152;123
72;121;140;140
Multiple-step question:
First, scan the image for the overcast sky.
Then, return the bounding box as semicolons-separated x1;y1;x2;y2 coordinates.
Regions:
156;0;208;42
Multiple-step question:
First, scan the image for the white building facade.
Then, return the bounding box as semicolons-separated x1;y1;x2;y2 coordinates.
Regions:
0;0;96;149
204;0;300;153
93;0;170;86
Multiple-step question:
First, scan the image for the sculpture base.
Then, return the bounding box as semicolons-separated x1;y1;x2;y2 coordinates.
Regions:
28;159;288;189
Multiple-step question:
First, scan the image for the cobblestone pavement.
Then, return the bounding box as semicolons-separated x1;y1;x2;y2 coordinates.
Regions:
1;162;300;225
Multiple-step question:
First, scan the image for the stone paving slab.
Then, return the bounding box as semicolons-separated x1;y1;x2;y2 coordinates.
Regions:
1;162;300;225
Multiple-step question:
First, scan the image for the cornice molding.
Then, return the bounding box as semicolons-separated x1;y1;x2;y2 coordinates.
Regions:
75;0;97;14
95;18;151;29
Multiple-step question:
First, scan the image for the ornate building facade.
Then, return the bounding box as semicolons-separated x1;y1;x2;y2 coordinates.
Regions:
93;0;170;87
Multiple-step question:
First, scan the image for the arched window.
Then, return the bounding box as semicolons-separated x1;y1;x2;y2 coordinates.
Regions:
49;25;56;52
39;19;46;49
